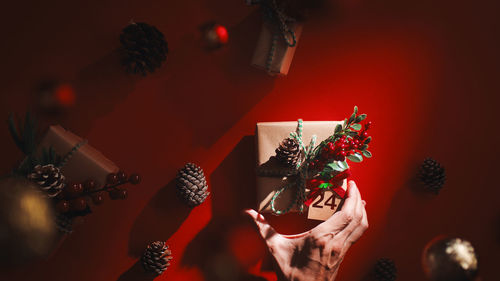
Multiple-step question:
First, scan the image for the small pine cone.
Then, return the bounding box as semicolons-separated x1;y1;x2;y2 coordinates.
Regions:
28;164;65;198
141;241;173;276
374;258;397;281
275;137;300;168
418;157;446;193
176;163;209;207
120;22;168;76
54;213;73;234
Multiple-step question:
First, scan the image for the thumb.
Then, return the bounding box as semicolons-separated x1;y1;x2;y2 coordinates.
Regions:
244;209;280;243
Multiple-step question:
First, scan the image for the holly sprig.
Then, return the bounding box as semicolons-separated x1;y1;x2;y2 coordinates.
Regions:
307;106;373;186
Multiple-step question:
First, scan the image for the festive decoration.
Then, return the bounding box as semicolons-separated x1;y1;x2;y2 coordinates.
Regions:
275;137;301;168
37;81;76;112
28;164;65;198
418;158;446;193
120;21;168;76
176;163;209;207
0;177;56;264
200;22;229;49
257;106;373;217
374;258;397;281
6;113;142;234
141;241;173;276
422;236;479;281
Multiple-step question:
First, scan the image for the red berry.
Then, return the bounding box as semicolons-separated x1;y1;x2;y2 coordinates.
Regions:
64;183;83;198
350;149;356;155
340;151;347;156
109;189;128;200
83;179;97;192
107;173;118;185
70;198;87;211
56;200;70;213
129;174;141;185
117;171;128;182
365;121;372;129
91;192;105;205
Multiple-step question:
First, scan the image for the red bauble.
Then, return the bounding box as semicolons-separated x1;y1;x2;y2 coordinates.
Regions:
215;25;229;44
129;174;142;185
70;198;87;211
56;200;70;213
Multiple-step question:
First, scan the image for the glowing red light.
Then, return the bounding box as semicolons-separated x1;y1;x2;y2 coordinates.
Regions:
55;84;76;107
215;25;228;44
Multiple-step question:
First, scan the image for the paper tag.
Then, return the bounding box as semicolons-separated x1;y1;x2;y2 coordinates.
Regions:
307;180;347;221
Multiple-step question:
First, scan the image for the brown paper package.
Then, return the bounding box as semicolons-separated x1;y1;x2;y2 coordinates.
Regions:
251;23;303;76
256;121;346;214
38;125;119;188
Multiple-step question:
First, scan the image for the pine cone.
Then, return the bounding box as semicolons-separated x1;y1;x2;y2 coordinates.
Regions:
418;158;446;193
54;213;73;234
176;163;209;207
374;258;397;281
120;22;168;76
275;137;300;168
28;164;65;198
141;241;173;276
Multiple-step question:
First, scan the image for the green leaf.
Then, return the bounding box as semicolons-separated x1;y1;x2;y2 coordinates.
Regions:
318;182;333;189
364;136;372;144
334;124;342;134
353;106;358;114
355;114;367;123
348;113;356;124
360;144;369;150
362;150;372;158
347;131;358;136
347;153;363;163
350;123;362;131
337;160;349;170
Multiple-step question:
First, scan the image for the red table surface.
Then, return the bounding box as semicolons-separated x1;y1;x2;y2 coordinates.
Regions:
0;0;499;281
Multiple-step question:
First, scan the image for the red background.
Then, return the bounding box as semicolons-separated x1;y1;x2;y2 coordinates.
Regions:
0;0;499;280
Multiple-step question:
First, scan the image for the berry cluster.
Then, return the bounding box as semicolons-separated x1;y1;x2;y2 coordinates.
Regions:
309;121;372;172
54;171;141;215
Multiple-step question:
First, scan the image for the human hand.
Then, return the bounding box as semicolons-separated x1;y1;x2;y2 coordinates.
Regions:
245;180;368;281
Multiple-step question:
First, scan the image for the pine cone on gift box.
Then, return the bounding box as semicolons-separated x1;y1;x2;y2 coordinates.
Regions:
120;21;168;76
374;258;397;281
418;157;446;194
28;164;65;198
141;241;173;276
275;137;300;168
176;163;209;207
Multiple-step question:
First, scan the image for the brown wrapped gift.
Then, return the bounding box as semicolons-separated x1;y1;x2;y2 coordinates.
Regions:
37;125;119;187
256;121;346;216
251;23;303;76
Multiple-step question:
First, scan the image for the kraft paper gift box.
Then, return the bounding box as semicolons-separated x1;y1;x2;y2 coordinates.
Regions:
251;22;303;76
37;125;119;188
256;121;347;219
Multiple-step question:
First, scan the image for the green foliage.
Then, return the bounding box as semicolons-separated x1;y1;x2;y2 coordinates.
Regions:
318;182;333;189
350;123;362;131
7;112;37;156
362;150;372;158
347;153;363;163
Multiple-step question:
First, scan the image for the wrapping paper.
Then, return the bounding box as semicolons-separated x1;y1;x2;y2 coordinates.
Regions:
251;23;303;76
37;125;119;188
256;121;346;215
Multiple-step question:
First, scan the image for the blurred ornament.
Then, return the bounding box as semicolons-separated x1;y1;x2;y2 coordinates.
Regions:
200;22;229;50
176;163;209;207
0;177;56;265
141;241;173;276
422;236;479;281
37;81;76;112
418;158;446;193
120;21;168;76
374;258;397;281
